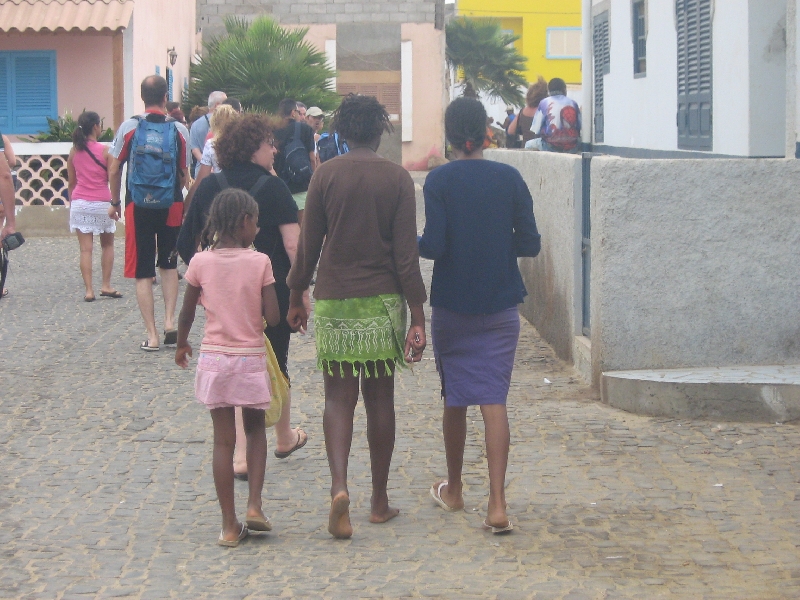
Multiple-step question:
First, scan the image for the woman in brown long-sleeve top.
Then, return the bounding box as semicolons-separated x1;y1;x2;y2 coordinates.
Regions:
287;94;427;539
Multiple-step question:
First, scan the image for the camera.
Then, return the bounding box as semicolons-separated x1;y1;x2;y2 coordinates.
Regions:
1;232;25;252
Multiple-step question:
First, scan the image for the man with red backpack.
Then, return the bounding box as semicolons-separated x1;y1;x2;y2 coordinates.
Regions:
525;78;582;153
108;75;190;352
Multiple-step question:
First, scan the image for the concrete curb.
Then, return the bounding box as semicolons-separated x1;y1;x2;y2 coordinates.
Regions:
602;365;800;422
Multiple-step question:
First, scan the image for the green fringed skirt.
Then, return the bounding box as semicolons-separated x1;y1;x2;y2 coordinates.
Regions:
314;294;406;377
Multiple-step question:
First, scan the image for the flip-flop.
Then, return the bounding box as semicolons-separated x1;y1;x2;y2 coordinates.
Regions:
218;523;248;547
163;329;178;346
274;429;307;459
84;295;96;302
245;514;272;532
482;519;514;534
140;340;160;352
100;290;123;299
1;289;7;298
430;481;461;512
233;472;248;481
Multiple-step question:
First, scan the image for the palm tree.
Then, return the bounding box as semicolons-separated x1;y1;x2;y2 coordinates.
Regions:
446;17;528;106
185;16;340;113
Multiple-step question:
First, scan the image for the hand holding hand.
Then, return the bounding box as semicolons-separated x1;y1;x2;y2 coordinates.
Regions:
404;325;426;363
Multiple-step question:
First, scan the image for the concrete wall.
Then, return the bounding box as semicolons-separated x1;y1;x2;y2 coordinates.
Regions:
485;149;583;362
592;0;788;156
128;0;196;115
401;23;446;167
590;156;800;384
0;33;115;131
198;0;437;41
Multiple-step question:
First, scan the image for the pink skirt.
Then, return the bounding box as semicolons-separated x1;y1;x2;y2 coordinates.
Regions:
195;351;271;411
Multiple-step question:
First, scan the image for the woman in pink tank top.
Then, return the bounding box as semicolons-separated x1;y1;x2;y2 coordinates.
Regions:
67;111;122;302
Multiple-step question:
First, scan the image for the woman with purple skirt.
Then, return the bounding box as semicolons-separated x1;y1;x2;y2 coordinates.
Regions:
419;97;541;534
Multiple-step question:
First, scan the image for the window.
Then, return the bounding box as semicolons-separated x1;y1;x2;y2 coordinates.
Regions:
676;0;712;150
547;28;582;59
0;51;57;135
633;1;647;76
593;13;610;143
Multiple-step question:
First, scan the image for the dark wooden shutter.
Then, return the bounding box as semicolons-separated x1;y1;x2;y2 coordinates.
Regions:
677;0;712;150
593;12;610;143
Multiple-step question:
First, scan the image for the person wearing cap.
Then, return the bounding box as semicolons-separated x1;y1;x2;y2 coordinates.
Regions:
305;107;325;169
500;106;516;148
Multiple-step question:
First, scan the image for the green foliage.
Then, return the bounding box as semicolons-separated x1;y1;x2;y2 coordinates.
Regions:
446;17;528;107
185;16;340;114
22;111;114;143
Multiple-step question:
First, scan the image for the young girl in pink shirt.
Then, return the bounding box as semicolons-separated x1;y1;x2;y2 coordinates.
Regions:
175;188;280;547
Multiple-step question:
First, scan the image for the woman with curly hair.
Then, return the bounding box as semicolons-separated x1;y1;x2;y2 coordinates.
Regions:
287;94;427;539
179;113;309;483
420;97;540;534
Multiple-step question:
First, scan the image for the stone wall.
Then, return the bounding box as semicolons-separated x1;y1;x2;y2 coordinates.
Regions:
198;0;439;40
488;150;800;387
485;150;584;362
590;156;800;382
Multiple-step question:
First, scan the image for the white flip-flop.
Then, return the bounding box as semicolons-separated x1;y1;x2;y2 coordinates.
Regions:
430;481;461;512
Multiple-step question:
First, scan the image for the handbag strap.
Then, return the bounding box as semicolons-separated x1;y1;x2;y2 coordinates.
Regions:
84;144;108;172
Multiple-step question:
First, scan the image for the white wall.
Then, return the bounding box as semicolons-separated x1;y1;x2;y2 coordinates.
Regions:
713;0;751;156
597;0;678;151
595;0;787;156
749;0;787;156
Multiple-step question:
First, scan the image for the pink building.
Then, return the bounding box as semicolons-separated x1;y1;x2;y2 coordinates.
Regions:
0;0;197;137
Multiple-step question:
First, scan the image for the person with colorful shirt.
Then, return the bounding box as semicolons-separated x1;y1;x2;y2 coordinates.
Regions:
525;77;582;153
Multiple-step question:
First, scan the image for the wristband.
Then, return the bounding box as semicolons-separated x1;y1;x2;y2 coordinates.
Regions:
110;201;121;207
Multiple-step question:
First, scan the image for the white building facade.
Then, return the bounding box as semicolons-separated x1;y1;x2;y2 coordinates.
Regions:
583;0;794;157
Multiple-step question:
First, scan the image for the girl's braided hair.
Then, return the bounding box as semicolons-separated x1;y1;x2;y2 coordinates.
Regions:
445;97;486;154
200;188;258;250
331;94;393;144
72;111;101;152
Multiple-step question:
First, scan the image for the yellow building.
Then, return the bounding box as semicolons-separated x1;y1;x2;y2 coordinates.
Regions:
457;0;582;88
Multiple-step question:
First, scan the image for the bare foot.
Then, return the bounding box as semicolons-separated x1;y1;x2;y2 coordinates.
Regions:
369;506;400;524
369;494;400;523
328;492;353;539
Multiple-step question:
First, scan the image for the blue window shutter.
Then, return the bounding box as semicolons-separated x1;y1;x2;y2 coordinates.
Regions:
0;55;9;129
0;51;57;134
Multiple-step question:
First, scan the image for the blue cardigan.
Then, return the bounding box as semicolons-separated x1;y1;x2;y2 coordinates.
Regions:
419;159;541;315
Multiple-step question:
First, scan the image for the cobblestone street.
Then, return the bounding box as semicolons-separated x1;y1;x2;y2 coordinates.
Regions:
2;182;800;598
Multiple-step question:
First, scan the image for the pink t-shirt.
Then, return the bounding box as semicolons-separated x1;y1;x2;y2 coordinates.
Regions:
71;141;112;201
184;248;276;352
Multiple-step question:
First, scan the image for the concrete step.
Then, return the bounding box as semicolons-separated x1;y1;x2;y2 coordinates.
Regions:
601;365;800;422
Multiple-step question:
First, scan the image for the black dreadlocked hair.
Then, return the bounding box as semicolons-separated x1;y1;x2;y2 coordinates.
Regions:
331;94;393;144
445;97;486;154
200;188;259;250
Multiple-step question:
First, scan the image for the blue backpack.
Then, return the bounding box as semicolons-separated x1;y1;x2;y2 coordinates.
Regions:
317;131;349;163
127;115;178;209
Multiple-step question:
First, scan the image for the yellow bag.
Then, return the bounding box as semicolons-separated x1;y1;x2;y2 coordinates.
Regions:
264;334;290;427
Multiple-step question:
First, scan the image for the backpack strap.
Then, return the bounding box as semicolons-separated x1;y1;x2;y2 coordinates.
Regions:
248;175;270;198
293;121;302;145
